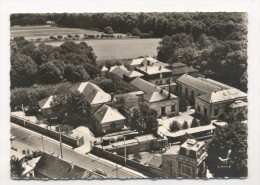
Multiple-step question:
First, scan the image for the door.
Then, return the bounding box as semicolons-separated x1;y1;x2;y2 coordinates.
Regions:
161;106;166;116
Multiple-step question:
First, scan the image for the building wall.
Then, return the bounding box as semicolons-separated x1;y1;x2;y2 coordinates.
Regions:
42;108;53;117
146;98;179;117
177;155;197;178
195;97;248;119
176;83;206;102
162;155;178;178
95;120;125;133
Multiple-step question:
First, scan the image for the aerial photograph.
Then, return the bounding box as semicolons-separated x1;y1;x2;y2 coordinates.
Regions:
10;12;248;179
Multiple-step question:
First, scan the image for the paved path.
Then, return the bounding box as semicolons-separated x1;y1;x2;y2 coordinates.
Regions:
10;123;147;179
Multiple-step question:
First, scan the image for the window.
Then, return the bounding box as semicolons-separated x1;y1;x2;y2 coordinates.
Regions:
197;105;201;112
186;149;190;156
171;105;176;112
161;106;166;115
181;164;192;176
191;91;195;99
111;122;116;129
204;108;207;116
185;88;188;97
214;108;219;116
179;85;182;93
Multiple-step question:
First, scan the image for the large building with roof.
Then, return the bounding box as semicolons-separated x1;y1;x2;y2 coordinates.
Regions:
162;139;207;178
38;95;54;117
93;104;126;133
176;74;247;119
130;77;179;117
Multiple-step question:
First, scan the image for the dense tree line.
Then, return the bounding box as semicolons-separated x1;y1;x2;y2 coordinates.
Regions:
11;38;98;88
10;13;54;26
11;13;246;39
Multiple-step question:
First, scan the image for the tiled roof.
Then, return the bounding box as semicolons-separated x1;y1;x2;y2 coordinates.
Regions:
34;153;87;179
143;91;177;103
147;155;162;168
177;74;221;93
38;95;53;109
130;77;161;93
198;78;233;90
229;100;248;108
197;88;247;103
77;82;111;105
93;104;126;124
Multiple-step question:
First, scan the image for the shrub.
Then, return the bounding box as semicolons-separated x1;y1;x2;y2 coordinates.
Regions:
182;121;189;129
190;118;200;128
170;120;181;132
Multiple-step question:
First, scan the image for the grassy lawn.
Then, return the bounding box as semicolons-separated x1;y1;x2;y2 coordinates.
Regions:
47;39;161;61
11;25;103;39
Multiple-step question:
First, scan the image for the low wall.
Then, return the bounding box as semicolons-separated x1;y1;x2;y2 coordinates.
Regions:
92;146;162;178
11;115;84;147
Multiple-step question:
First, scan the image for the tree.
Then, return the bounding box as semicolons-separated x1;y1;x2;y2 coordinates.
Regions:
132;27;141;36
64;64;89;82
179;133;194;144
57;35;63;40
200;115;211;126
130;104;158;135
178;95;190;112
169;120;181;132
74;34;80;39
190;118;200;128
67;34;73;39
11;54;38;87
207;122;247;177
182;121;189;129
10;156;25;178
104;26;113;34
49;36;56;40
236;112;246;122
38;61;64;84
98;79;116;93
51;90;88;125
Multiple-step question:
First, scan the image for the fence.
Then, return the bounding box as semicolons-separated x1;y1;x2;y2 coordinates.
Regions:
91;146;162;178
10;115;84;147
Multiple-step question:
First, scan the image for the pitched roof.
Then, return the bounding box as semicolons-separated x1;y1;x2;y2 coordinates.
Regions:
177;74;221;93
197;88;247;103
77;82;111;105
138;65;171;75
143;91;177;103
147;155;162;168
130;77;161;93
34;153;87;179
109;65;128;73
170;66;198;75
126;70;144;78
110;66;129;78
198;78;233;90
229;100;248;108
93;104;126;124
101;66;108;72
38;95;53;109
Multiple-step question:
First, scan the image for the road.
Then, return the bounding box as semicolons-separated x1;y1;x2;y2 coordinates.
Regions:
10;123;147;179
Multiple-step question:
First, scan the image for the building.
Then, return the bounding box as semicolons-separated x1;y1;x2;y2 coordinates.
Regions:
176;74;223;103
195;88;247;119
130;77;179;117
129;57;198;86
34;153;103;179
162;139;207;178
93;104;126;133
228;100;248;119
76;82;112;113
38;95;54;117
100;66;108;77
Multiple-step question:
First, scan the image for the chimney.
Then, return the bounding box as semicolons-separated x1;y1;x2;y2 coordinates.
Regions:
168;77;171;99
111;93;115;108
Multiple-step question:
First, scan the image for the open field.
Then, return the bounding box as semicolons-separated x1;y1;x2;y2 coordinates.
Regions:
46;39;161;61
11;25;104;39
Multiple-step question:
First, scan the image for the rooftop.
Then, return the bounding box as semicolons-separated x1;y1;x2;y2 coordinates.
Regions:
177;74;222;94
34;153;88;179
143;90;177;103
163;145;181;155
101;66;108;72
229;100;248;108
130;77;161;94
93;104;126;124
135;134;156;142
147;155;162;168
197;88;247;103
138;65;171;75
77;82;111;105
38;95;53;109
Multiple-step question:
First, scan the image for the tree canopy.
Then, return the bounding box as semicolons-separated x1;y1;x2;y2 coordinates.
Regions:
207;122;248;177
130;104;158;135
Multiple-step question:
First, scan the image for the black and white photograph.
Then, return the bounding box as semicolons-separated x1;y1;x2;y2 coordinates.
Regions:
1;0;260;184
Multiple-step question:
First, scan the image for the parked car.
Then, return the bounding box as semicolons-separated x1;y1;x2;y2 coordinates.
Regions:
93;168;107;176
